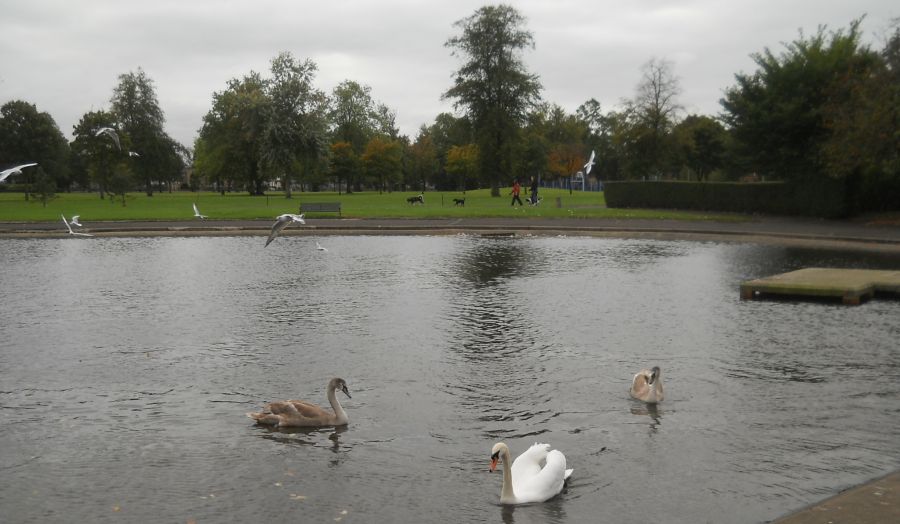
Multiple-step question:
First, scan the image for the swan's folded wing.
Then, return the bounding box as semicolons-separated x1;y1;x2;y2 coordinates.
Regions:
265;400;302;415
285;400;330;418
512;443;549;479
514;449;568;503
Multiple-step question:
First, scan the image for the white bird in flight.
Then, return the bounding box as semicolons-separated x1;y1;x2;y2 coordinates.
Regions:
583;150;596;175
0;163;38;183
61;214;93;237
316;241;328;251
95;127;121;150
128;151;140;157
69;215;83;227
265;213;305;247
192;203;207;219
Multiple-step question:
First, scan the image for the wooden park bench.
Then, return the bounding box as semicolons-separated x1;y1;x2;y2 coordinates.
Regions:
300;202;342;217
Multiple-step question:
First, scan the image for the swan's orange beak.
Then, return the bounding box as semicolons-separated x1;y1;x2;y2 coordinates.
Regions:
489;456;498;472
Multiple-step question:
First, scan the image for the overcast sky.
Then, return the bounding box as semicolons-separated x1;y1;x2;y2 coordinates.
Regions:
1;1;896;148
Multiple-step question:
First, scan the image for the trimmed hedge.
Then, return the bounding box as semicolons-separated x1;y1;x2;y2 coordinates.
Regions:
604;179;849;218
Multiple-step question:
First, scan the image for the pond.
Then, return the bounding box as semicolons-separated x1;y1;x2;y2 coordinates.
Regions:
1;234;898;523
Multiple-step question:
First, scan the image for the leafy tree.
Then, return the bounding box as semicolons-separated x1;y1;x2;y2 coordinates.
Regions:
361;136;402;193
672;115;728;181
0;100;70;193
627;58;682;177
407;126;438;191
197;72;270;195
31;166;56;206
71;110;121;198
444;4;542;196
721;21;875;181
444;143;479;191
261;52;328;198
329;80;380;192
820;21;900;210
111;68;180;196
328;141;358;195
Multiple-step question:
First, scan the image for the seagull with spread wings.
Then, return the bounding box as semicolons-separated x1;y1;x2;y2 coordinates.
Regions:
0;163;38;183
95;127;122;151
583;150;596;175
192;203;207;219
61;214;93;237
265;214;305;247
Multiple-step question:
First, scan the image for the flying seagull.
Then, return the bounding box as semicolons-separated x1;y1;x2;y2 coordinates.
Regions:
69;215;83;227
0;163;38;183
128;151;140;157
95;127;121;150
192;203;207;219
61;214;93;237
316;241;328;252
265;213;305;247
583;150;596;175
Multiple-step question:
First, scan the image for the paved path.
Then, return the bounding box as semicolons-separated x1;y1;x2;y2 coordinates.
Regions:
773;470;900;524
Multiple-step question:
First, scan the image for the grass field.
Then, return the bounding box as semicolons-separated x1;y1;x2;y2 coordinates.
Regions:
0;188;745;222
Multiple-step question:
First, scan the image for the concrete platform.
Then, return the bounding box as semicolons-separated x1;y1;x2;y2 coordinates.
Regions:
772;470;900;524
741;268;900;305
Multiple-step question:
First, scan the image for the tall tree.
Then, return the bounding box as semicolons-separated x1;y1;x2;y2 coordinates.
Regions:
196;72;270;195
721;21;874;182
262;52;328;198
444;143;479;191
328;141;358;195
408;126;438;191
361;136;402;193
820;21;900;210
0;100;69;193
329;80;380;192
672;115;728;181
71;110;121;198
444;4;542;196
629;58;682;177
111;68;180;196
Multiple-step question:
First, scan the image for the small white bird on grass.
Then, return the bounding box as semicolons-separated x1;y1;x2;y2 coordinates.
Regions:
61;214;93;237
192;203;207;219
69;215;83;227
265;213;305;247
583;150;596;175
95;127;121;150
0;163;38;183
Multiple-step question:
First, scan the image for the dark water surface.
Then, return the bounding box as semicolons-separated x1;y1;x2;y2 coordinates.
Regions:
1;235;898;523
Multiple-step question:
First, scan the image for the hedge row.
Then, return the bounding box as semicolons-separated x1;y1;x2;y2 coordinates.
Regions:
603;179;852;218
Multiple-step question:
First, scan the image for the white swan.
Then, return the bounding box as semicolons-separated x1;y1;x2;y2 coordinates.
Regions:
489;442;573;504
630;366;664;403
247;377;351;428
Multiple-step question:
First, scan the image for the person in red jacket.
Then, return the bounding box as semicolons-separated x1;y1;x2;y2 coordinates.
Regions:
510;179;523;206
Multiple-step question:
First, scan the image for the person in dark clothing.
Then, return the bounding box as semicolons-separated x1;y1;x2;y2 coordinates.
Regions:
529;176;540;205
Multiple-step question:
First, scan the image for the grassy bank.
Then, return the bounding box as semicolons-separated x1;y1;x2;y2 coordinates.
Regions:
0;188;746;222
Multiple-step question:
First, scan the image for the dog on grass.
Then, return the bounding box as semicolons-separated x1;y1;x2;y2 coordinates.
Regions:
453;198;465;206
407;193;424;205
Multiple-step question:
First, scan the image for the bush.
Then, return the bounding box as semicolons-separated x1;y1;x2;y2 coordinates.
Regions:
604;178;850;217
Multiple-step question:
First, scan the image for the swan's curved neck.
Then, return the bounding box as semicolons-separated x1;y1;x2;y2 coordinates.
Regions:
499;447;516;503
327;387;348;424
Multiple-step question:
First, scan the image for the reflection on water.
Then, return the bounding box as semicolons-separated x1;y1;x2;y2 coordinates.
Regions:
1;235;899;523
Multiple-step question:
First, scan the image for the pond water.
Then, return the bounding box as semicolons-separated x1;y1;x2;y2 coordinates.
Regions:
1;234;898;523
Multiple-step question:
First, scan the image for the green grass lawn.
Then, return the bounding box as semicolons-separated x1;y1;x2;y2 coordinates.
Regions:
0;188;746;222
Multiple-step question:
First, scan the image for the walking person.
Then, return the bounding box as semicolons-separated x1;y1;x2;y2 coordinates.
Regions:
529;176;540;205
510;179;523;206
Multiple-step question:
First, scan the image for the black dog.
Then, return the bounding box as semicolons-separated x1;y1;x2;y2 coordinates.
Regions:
407;194;424;205
453;198;465;206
